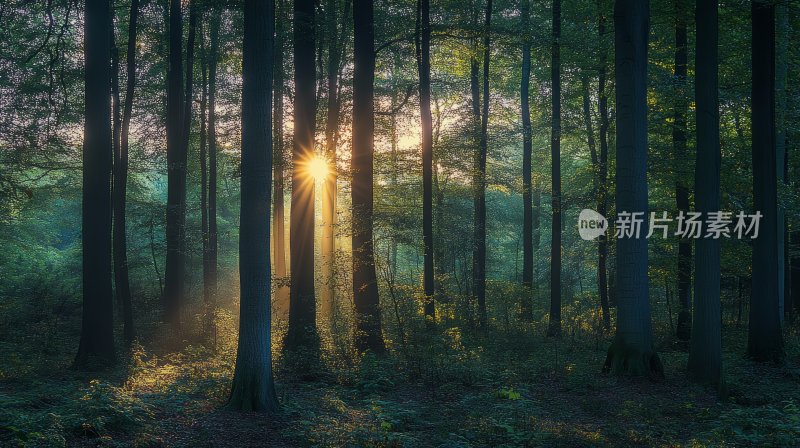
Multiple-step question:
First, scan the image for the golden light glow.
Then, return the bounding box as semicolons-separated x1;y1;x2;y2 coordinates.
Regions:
306;155;329;181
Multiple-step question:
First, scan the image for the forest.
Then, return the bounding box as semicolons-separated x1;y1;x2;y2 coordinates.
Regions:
1;0;799;446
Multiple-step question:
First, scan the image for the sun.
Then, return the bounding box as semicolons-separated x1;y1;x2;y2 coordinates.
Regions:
306;155;329;181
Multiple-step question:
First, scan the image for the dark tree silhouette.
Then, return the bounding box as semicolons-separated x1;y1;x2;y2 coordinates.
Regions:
602;0;662;377
673;3;692;344
547;0;562;337
228;0;280;412
688;0;722;388
747;0;783;363
520;0;533;321
207;8;220;310
417;0;435;320
75;0;115;368
287;0;319;351
273;0;289;318
164;0;186;328
352;0;385;354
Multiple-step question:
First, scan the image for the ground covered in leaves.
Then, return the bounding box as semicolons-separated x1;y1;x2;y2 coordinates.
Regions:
2;306;800;447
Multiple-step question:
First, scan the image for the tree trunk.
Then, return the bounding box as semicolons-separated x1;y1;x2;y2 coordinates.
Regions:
76;0;115;368
417;0;435;320
113;0;139;347
748;0;784;363
287;0;319;351
775;0;788;322
603;0;662;378
520;0;533;321
469;1;481;328
164;0;185;328
673;7;692;344
352;0;385;354
207;8;220;309
597;2;610;331
547;0;561;337
687;0;723;388
472;0;491;329
200;20;209;315
273;0;289;318
228;0;280;412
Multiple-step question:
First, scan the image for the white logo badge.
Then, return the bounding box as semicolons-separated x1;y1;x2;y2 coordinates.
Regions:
578;209;608;241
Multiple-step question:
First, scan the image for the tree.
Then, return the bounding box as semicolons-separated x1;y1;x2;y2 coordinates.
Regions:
207;7;220;311
273;0;289;318
112;0;140;347
352;0;385;354
473;0;491;329
520;0;533;321
164;0;186;328
596;0;611;331
547;0;561;337
687;0;722;388
417;0;435;320
228;0;279;412
287;0;319;351
673;1;692;344
602;0;662;377
75;0;115;368
747;0;783;363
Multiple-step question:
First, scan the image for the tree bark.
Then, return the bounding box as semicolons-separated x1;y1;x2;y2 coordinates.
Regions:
417;0;435;320
603;0;662;377
548;0;562;337
748;0;784;363
673;6;692;344
775;0;788;321
273;0;289;318
597;1;610;331
520;0;533;321
688;0;723;388
164;0;185;328
287;0;319;351
352;0;385;354
76;0;115;368
207;8;220;309
228;0;280;412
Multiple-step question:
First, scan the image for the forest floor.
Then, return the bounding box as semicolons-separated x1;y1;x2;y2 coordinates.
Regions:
2;304;800;447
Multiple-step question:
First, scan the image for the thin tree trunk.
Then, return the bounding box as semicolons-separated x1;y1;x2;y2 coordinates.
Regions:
76;0;115;368
469;1;481;328
674;7;692;344
688;0;723;388
114;0;139;347
199;16;211;335
603;0;662;377
520;0;533;321
417;0;435;320
164;0;185;328
352;0;385;354
228;0;279;412
287;0;319;351
597;1;610;331
207;8;220;308
748;0;784;363
273;0;289;318
776;0;788;322
548;0;562;337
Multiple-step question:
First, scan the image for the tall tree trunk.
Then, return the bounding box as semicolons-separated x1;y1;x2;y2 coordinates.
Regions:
321;0;345;324
603;0;662;377
547;0;562;337
76;0;115;368
520;0;533;321
688;0;723;388
472;0;491;329
199;16;212;338
674;6;692;344
597;1;610;331
207;8;220;311
417;0;435;320
748;0;784;362
775;0;788;321
273;0;289;318
352;0;385;354
287;0;319;351
164;0;185;328
469;1;481;328
113;0;139;347
228;0;279;412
